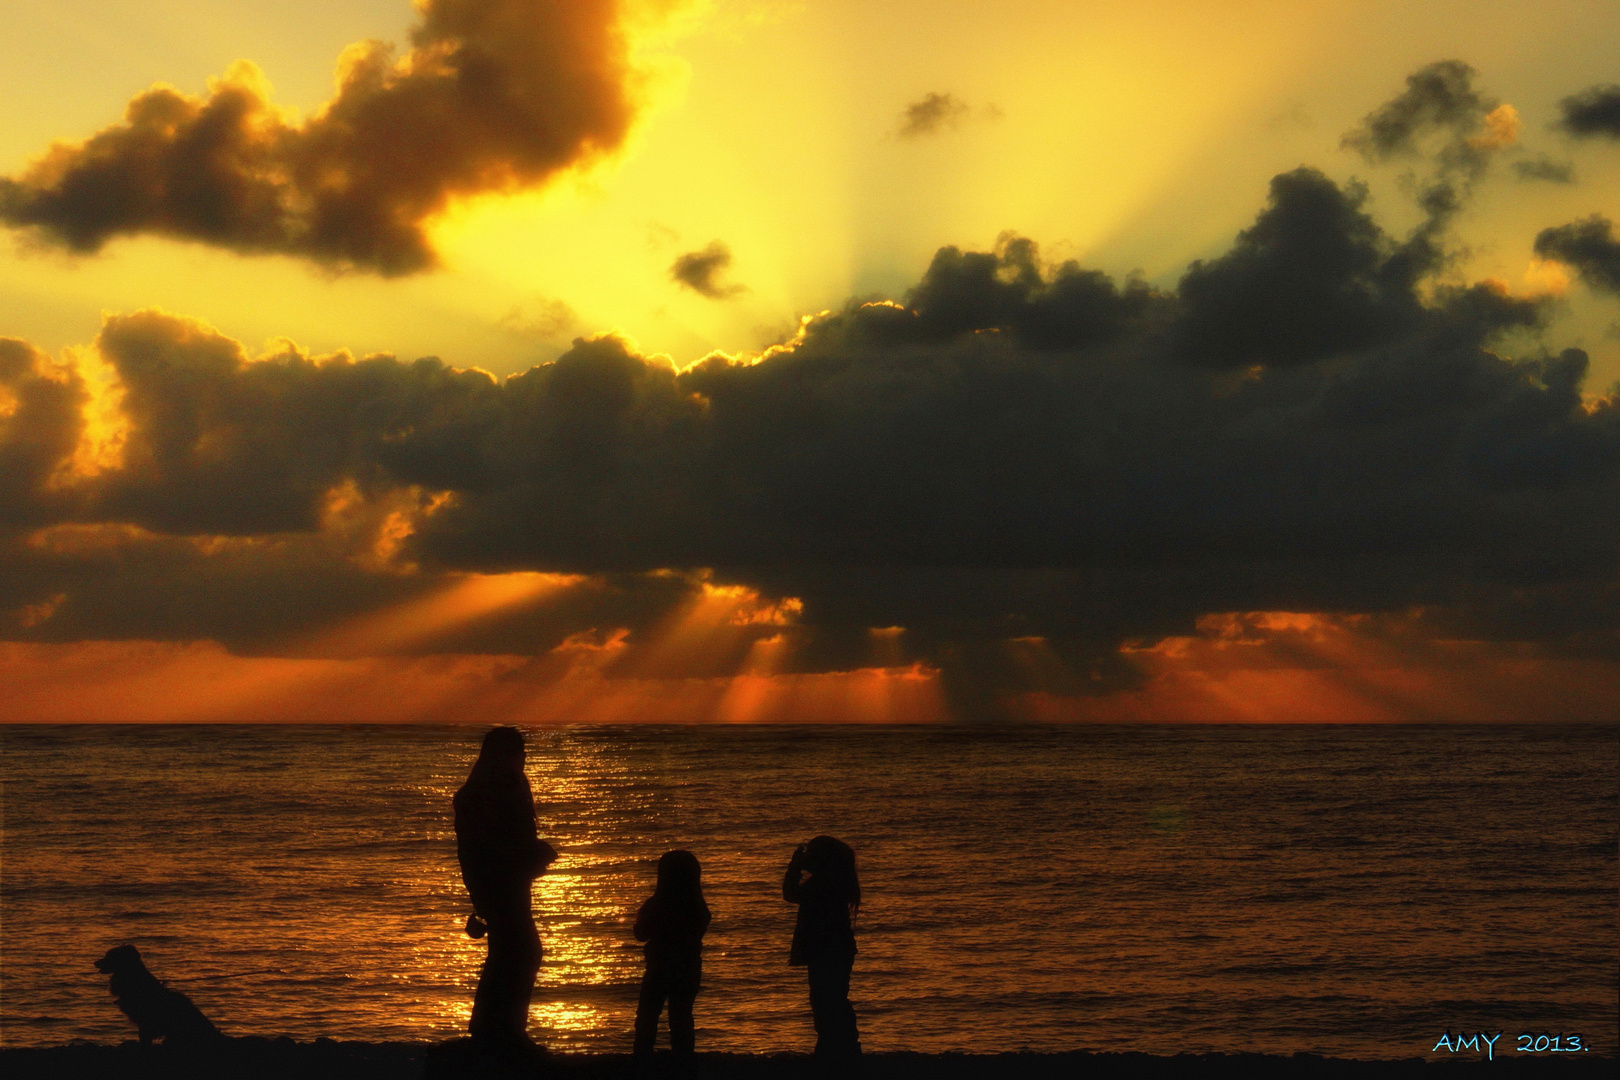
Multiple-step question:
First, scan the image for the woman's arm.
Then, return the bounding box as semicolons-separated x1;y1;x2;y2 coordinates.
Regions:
506;775;556;879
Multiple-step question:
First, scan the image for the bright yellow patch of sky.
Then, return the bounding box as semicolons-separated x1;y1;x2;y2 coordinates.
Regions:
2;0;1617;382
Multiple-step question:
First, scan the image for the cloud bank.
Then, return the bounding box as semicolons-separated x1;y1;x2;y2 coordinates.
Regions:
4;61;1620;719
0;0;655;274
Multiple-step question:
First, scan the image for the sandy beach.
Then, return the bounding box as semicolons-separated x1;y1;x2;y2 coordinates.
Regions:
1;1040;1613;1080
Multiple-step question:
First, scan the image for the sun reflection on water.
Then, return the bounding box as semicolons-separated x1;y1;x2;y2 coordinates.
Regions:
529;1001;608;1034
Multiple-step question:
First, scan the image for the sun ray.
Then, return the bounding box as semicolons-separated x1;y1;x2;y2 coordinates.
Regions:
303;572;583;659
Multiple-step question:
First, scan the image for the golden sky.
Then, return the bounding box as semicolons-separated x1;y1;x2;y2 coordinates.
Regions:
3;0;1619;721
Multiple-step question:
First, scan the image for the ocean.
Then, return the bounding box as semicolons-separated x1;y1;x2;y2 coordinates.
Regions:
1;724;1614;1060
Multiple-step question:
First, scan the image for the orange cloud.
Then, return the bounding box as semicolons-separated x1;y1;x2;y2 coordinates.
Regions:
621;577;803;678
8;607;1616;724
1467;103;1520;150
0;637;946;724
1023;611;1620;723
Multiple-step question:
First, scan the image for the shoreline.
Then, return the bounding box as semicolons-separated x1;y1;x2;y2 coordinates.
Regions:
1;1040;1612;1079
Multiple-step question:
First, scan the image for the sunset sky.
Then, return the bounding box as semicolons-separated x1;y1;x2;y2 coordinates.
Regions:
3;0;1619;722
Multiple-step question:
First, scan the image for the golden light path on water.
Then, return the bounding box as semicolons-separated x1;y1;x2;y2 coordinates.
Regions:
412;737;665;1038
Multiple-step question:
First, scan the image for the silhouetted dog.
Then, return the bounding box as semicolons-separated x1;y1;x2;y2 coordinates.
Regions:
94;945;223;1047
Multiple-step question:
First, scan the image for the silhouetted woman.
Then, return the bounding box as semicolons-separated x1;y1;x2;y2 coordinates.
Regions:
783;835;861;1061
453;726;557;1060
633;850;711;1065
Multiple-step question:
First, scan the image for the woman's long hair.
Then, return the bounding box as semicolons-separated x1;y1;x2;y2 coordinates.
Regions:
454;727;528;832
804;835;860;918
463;726;525;784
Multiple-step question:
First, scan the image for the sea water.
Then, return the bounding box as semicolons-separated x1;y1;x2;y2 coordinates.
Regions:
1;724;1614;1059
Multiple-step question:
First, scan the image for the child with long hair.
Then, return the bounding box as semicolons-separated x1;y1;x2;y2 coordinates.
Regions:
783;835;862;1062
633;849;712;1064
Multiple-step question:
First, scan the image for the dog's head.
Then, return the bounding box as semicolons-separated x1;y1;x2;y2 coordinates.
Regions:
94;944;147;976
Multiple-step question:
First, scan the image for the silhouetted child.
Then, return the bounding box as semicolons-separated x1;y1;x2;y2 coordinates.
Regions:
783;835;862;1063
633;850;711;1064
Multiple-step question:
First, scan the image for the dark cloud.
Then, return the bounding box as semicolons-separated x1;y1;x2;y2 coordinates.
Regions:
2;519;424;648
5;147;1620;713
1341;60;1499;165
0;339;86;528
1558;84;1620;139
1342;60;1517;238
1173;169;1421;367
88;310;504;535
0;517;702;662
795;233;1153;352
670;241;747;299
14;161;1607;620
1513;156;1576;183
0;0;649;275
1535;215;1620;294
1171;168;1539;367
897;92;972;139
388;294;1620;709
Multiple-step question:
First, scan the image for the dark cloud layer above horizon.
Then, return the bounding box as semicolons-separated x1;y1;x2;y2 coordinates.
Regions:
4;61;1620;715
0;0;645;275
6;176;1619;670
